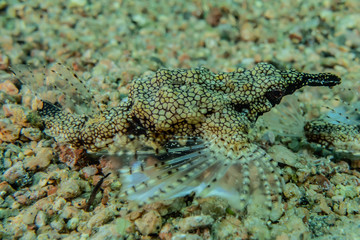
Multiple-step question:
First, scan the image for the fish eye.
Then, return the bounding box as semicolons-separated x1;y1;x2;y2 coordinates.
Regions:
265;89;284;106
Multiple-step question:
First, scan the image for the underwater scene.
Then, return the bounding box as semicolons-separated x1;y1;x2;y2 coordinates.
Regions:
0;0;359;239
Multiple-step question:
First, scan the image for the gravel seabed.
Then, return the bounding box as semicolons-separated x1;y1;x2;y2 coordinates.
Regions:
0;0;360;239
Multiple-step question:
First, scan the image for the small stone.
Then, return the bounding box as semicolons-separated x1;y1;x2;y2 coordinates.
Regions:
81;165;98;179
240;22;257;42
296;168;311;183
19;230;36;240
213;216;247;239
283;183;302;199
60;205;80;219
24;147;53;171
50;218;65;231
244;216;270;240
159;222;174;240
67;217;79;230
177;215;214;232
264;9;275;19
334;184;357;199
0;119;21;142
87;208;115;229
2;104;28;126
58;179;81;199
58;145;86;169
289;32;303;43
135;210;162;235
35;211;48;228
0;80;18;95
319;197;332;215
53;197;66;211
3;162;26;184
346;199;359;214
22;207;38;225
0;1;8;11
72;198;87;209
281;215;309;239
206;7;222;27
172;233;203;240
21;127;42;141
276;233;290;240
196;196;227;218
333;201;347;216
0;181;15;196
68;0;87;8
268;145;298;167
270;201;284;222
37;230;62;240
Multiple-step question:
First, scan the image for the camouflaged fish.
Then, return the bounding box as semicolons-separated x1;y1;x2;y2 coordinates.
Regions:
11;62;341;213
261;86;360;160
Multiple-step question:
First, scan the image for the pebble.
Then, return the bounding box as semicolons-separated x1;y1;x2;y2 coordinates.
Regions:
134;210;162;235
0;181;15;196
283;183;302;199
22;206;38;225
68;0;87;8
177;215;214;232
19;230;36;240
50;218;65;231
213;216;246;239
319;197;332;215
37;230;62;240
90;220;128;240
81;165;98;179
2;104;28;126
268;145;299;168
334;184;358;199
333;200;347;216
270;201;284;222
58;179;82;199
159;222;173;240
171;233;203;240
0;119;21;142
60;205;80;219
195;197;227;218
346;199;359;215
244;216;270;240
24;147;53;171
282;215;309;238
53;197;67;211
21;127;42;141
0;80;18;95
35;211;48;228
3;162;26;184
87;208;115;229
67;217;80;230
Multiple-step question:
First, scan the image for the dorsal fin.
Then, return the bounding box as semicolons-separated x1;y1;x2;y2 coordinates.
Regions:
10;63;101;115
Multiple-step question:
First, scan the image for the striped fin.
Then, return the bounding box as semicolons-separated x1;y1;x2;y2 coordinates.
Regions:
10;63;101;115
118;137;217;207
115;136;284;217
202;143;283;217
258;93;305;138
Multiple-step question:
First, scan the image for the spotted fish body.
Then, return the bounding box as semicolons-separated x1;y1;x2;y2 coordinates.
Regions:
11;62;341;213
